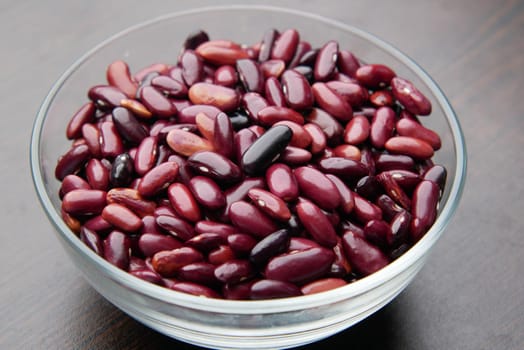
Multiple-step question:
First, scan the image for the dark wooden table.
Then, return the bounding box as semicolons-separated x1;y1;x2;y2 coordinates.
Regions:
1;0;523;349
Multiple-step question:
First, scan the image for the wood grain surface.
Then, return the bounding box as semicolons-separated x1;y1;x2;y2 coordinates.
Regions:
1;0;523;349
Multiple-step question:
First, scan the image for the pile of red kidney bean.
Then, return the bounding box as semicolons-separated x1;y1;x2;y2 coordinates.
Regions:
55;28;447;300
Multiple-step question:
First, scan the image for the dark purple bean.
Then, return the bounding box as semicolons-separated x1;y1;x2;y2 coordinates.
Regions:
180;49;203;86
187;151;242;183
213;112;234;159
422;164;447;192
111;107;148;145
281;69;314;110
241;125;292;175
259;29;280;62
294;166;341;211
80;227;104;256
236;59;263;93
227;110;250;131
186;233;227;253
103;230;131;270
375;194;405;222
66;102;95;139
297;49;318;67
249;229;290;267
355;175;382;200
364;219;391;247
55;144;90;181
135;71;160;98
250;279;302;300
410;180;440;242
388;210;411;247
265;247;335;284
229;201;279;239
155;215;195;241
314;40;338;81
264;77;286;107
376;171;412;210
177;262;219;287
214;260;254;284
233;128;257;162
183;30;209;50
342;230;389;276
317;157;369;182
296;199;338;248
138;233;182;258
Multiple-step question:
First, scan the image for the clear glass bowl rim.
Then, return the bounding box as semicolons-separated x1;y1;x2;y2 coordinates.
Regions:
30;4;467;315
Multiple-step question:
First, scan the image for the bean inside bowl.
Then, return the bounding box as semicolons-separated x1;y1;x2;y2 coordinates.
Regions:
31;5;466;349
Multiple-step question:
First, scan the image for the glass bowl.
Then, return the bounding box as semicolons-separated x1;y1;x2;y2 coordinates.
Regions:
30;5;466;349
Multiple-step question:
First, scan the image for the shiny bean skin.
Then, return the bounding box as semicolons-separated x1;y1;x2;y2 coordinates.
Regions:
266;163;299;202
177;262;219;287
214;259;254;285
85;159;110;191
194;220;238;236
280;147;313;165
196;40;249;66
370;90;394;107
314;40;338;81
223;177;266;218
422;164;447;192
223;279;259;300
391;77;432;116
171;281;220;298
388;210;411;247
248;188;292;221
214;65;238;87
342;230;389;276
264;77;286;107
195;111;215;142
137;161;179;198
84;215;113;235
410;180;440;242
325;81;369;108
265;247;335;284
355;175;382;201
257;106;304;126
303;123;327;155
183;30;209;51
260;59;286;78
301;278;347;295
317;157;369;182
66;102;95;139
233;128;257;162
134;63;169;82
241;92;269;122
104;230;131;270
288;41;312;68
311;82;353;122
305;108;344;143
188;83;239;112
241;125;292;175
186;233;227;253
355;64;396;89
139;86;177;118
227;233;258;257
370;107;396;149
236;59;264;93
102;203;143;232
62;189;107;216
112;107;148;145
80;227;104;256
100;121;124;158
88;85;127;108
296;48;318;67
274;121;311;149
106;60;138;98
294;166;341;211
134;136;158;176
130;269;164;286
332;144;361;161
258;28;279;62
271;29;300;64
374;153;415;172
180;49;203;86
375;194;405;222
396;117;441;150
151;75;188;98
281;69;314;110
352;192;383;224
187;151;242;183
59;174;91;198
250;279;302;300
229;201;279;238
213;112;234;159
326;174;355;214
385;136;434;160
110;153;134;187
178;104;221;124
337;49;361;78
168;183;202;222
62;208;81;233
152;247;203;277
208;245;236;265
344;115;370;145
377;171;412;210
166;129;214;157
55;143;90;180
363;219;391;248
138;233;182;258
296;199;338;248
188;176;226;210
156;215;195;241
381;169;421;191
288;237;320;252
228;110;250;131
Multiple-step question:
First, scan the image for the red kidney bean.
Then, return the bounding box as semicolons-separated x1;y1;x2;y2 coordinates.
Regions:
250;279;302;300
355;64;396;89
152;247;203;277
80;227;104;256
229;201;279;239
265;247;335;284
150;75;187;98
195;111;215;142
280;147;313;165
363;219;391;248
288;41;312;68
296;199;338;248
369;90;393;108
213;112;234;159
55;143;90;180
271;29;299;64
375;194;405;222
233;128;257;162
59;174;91;198
422;164;447;192
62;189;107;216
178;104;221;124
208;245;236;265
241;125;292;175
186;233;228;253
370;106;396;149
337;49;360;77
170;281;220;298
241;92;269;123
388;210;411;247
292;65;313;83
305;108;344;143
177;262;219;287
311;82;353;122
88;85;127;108
222;177;266;218
111;107;148;145
188;82;239;112
228;110;250;131
66;102;95;139
391;77;432;116
139;86;177;118
355;175;382;200
342;230;389;276
187;151;242;183
326;174;355;214
360;146;376;175
130;269;164;286
248;125;266;138
376;171;412;210
288;237;320;252
102;203;142;232
194;220;238;236
214;259;254;285
167;183;201;223
332;144;361;161
134;63;169;82
273;121;311;149
248;188;291;221
227;233;258;257
138;233;182;258
222;279;259;300
249;229;291;267
317;157;369;182
188;176;226;211
385;136;434;160
258;28;279;62
106;60;138;98
294;166;341;211
137;161;179;197
85;159;109;191
374;153;415;172
314;40;338;81
135;71;160;98
260;59;286;79
352;192;383;224
257;106;305;126
303;123;326;155
264;77;286;107
180;49;203;86
166;129;214;157
410;180;440;242
281;69;314;110
99;121;124;158
84;215;113;235
325;81;369;107
134;136;158;176
183;30;209;50
156;215;195;241
214;65;238;87
129;256;148;272
196;40;249;66
396;117;441;150
236;59;263;93
104;230;131;270
266;163;298;202
381;169;421;191
296;48;318;67
301;278;347;295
